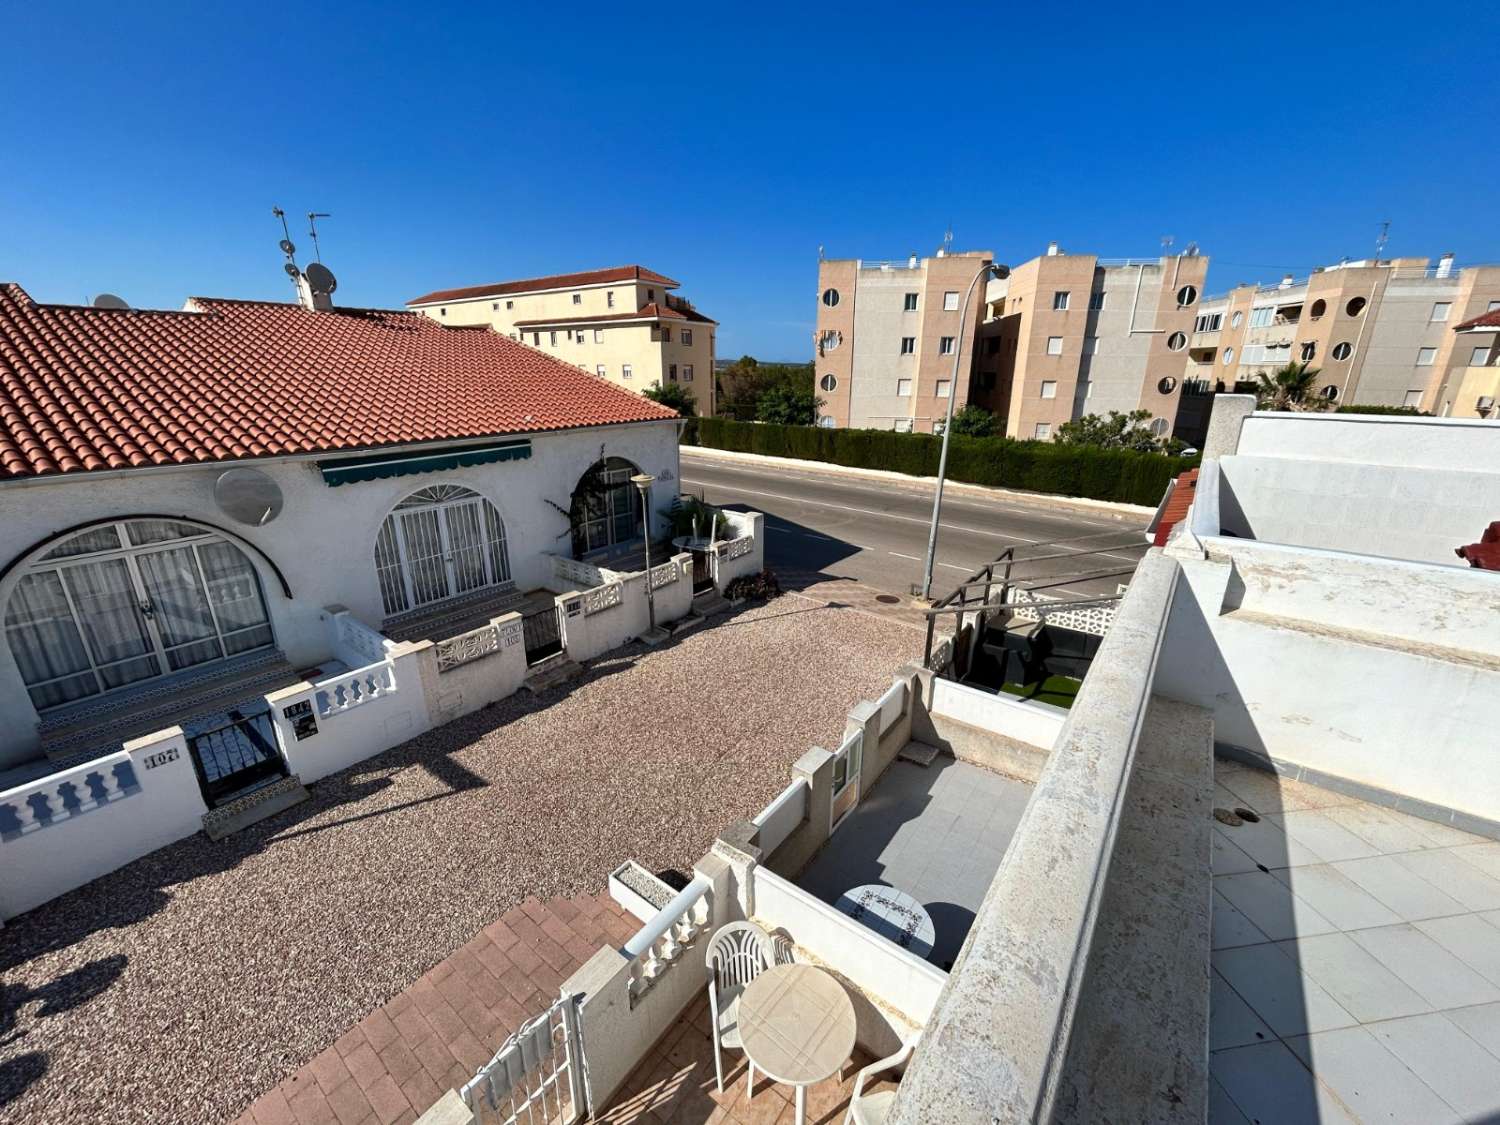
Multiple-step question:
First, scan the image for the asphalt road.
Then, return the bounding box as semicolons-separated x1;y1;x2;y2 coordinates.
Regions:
679;450;1154;604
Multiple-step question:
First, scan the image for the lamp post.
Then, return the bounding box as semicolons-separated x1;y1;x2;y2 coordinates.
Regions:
631;473;658;634
919;261;1000;603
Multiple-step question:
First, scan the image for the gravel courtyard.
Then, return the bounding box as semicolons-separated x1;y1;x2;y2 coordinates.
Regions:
0;596;921;1125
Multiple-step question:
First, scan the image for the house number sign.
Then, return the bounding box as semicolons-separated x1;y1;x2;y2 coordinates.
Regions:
142;746;179;770
284;700;319;741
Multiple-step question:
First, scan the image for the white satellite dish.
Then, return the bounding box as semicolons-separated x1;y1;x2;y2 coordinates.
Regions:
304;262;337;295
214;468;284;526
93;293;129;310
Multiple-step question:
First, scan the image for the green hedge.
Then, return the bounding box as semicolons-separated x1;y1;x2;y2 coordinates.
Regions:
686;417;1194;507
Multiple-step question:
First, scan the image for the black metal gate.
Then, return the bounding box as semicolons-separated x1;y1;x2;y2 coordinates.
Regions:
691;550;714;594
186;708;287;807
522;604;562;665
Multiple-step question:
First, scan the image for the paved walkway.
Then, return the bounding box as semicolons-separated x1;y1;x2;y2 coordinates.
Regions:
234;894;638;1125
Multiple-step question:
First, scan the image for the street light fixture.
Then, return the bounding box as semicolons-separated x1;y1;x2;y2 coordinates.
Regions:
919;261;1002;603
630;473;660;636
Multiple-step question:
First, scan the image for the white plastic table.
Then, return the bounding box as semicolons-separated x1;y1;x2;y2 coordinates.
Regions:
738;963;857;1125
835;884;936;959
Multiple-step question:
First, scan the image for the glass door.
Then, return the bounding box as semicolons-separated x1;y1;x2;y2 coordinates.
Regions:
830;731;863;833
59;558;161;690
443;499;490;595
134;546;222;671
398;507;451;607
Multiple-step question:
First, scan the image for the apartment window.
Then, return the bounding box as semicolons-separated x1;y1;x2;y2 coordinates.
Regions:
1404;390;1424;407
935;379;951;398
1046;336;1063;356
1346;296;1367;317
1085;336;1100;355
939;337;956;356
532;332;540;345
1332;342;1352;360
572;293;582;305
506;300;514;310
683;329;693;346
1322;385;1340;402
596;365;607;378
1040;380;1058;399
647;289;656;300
904;292;919;311
1431;302;1452;322
1223;347;1235;364
896;379;913;397
440;308;447;316
822;288;840;307
1053;291;1070;311
901;336;916;355
1033;423;1051;440
1249;307;1274;328
1176;285;1198;307
1231;310;1245;328
668;364;678;381
1194;312;1222;332
662;327;671;343
1089;291;1106;311
1301;341;1317;362
1158;376;1178;395
819;374;838;392
1167;331;1187;351
492;302;499;311
683;365;694;382
607;291;615;308
549;331;558;346
894;419;914;433
594;329;603;343
1489;300;1500;313
1473;347;1493;367
622;364;633;379
943;291;959;311
1416;347;1437;366
576;331;585;346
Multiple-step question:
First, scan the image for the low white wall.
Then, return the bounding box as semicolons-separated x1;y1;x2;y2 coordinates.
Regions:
1156;537;1500;820
713;512;765;592
930;678;1067;752
420;614;528;727
752;867;946;1060
752;779;808;857
1236;410;1500;469
560;554;694;662
0;727;207;919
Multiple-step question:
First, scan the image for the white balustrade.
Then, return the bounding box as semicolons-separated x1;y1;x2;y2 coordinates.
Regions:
583;582;623;615
315;660;397;717
648;561;678;591
435;624;501;672
551;554;607;590
0;754;139;839
624;876;713;1006
334;611;395;667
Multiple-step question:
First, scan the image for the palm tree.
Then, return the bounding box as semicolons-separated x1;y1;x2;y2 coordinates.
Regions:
1254;360;1330;411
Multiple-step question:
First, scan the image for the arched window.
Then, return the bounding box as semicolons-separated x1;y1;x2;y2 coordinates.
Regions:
4;519;273;711
569;458;643;557
374;485;511;617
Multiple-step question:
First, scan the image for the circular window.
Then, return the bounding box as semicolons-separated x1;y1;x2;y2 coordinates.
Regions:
818;329;842;352
1167;331;1187;352
1176;285;1198;307
1300;341;1316;362
1158;376;1178;394
1322;385;1340;401
1223;347;1235;364
818;373;837;392
1332;342;1352;361
1150;418;1169;436
1346;296;1367;317
1310;299;1327;319
1231;311;1244;328
822;288;840;308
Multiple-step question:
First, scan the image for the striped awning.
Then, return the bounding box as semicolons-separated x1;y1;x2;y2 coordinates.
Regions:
317;439;532;486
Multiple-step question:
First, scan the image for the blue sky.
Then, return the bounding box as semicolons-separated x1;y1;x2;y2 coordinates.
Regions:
4;2;1497;360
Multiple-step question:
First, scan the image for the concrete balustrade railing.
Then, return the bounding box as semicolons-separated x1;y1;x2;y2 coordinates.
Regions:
315;660;397;716
623;875;713;1006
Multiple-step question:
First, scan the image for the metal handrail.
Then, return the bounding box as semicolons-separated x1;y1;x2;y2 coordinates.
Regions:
923;593;1123;618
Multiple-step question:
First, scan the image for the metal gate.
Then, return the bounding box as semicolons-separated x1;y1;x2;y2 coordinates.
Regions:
186;708;287;806
521;604;562;665
460;995;584;1124
691;549;714;594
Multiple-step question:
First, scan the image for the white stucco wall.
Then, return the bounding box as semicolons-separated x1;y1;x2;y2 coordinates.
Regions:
0;421;680;765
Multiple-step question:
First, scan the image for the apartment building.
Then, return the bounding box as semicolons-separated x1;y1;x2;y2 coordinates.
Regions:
407;265;717;413
813;248;995;431
1449;307;1500;419
1184;254;1500;414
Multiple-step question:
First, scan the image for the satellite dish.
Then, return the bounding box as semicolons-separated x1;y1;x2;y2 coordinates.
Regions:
214;468;284;526
304;262;337;295
93;293;129;310
283;262;301;279
279;238;296;256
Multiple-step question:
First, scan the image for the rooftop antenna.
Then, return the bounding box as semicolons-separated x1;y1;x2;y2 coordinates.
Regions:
1161;234;1175;255
272;206;302;292
307;212;332;263
942;225;954;255
1375;219;1391;261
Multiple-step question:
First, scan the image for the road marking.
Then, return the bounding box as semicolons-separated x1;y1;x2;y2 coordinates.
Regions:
888;551;922;561
937;562;977;572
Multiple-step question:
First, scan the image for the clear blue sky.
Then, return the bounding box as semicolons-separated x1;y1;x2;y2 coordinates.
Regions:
4;2;1497;361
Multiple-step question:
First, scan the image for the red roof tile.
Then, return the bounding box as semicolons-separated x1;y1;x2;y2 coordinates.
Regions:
0;283;679;481
1153;469;1199;547
512;302;718;329
407;266;679;307
1455;308;1500;332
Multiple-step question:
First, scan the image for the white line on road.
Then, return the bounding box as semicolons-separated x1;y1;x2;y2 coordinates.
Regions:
888;551;922;561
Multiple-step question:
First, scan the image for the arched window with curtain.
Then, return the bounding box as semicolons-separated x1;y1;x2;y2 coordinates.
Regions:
374;484;512;617
4;519;274;711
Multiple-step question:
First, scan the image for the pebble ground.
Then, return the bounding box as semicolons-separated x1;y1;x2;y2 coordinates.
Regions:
0;596;920;1125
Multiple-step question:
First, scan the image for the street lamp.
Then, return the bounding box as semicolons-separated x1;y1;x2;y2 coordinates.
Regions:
920;260;1002;603
630;473;659;634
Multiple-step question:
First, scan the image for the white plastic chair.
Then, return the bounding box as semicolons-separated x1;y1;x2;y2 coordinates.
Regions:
843;1033;920;1125
705;920;774;1094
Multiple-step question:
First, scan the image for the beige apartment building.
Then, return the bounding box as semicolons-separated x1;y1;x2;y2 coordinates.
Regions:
813;249;995;431
1185;254;1500;414
982;244;1211;441
1449;307;1500;419
407;265;717;413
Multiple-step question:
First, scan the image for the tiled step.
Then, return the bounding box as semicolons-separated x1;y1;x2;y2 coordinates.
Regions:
522;655;582;695
202;775;310;841
692;590;732;618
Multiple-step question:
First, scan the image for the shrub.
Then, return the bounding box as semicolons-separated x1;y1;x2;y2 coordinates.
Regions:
1335;403;1432;416
726;568;782;602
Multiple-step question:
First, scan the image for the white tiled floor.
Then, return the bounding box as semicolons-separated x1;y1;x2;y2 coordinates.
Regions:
1211;762;1500;1124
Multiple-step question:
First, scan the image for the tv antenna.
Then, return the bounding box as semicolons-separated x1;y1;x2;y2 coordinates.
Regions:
1161;234;1175;253
1375;219;1391;260
307;212;332;262
272;206;302;292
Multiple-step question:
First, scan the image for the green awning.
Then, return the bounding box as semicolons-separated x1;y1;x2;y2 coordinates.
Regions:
318;439;532;486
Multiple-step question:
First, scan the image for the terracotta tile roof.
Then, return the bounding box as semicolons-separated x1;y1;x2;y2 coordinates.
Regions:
1454;308;1500;332
512;302;718;329
407;266;679;307
1153;468;1199;547
0;283;678;480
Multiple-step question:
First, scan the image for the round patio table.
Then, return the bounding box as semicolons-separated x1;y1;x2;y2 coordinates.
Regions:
738;963;857;1125
835;884;936;959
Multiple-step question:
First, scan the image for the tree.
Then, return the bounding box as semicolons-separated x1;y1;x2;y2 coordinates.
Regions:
716;355;815;421
755;383;822;425
643;382;696;416
946;404;997;437
1055;409;1172;453
1254;361;1330;412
